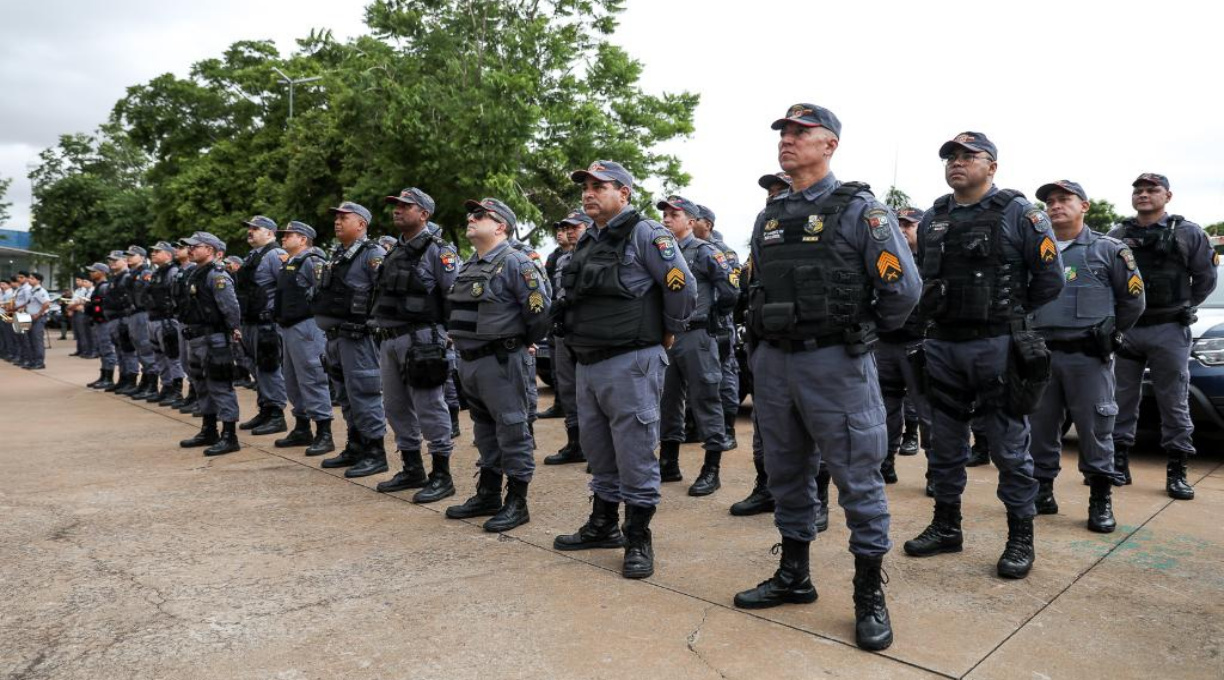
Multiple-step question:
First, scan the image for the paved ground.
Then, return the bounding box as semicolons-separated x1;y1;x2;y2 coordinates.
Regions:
2;344;1222;679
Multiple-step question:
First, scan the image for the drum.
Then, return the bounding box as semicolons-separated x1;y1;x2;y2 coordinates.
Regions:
13;312;32;334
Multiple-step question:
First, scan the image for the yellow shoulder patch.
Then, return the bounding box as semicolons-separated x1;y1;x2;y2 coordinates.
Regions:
528;291;544;313
876;251;902;283
1039;236;1057;264
1127;273;1144;297
665;267;686;291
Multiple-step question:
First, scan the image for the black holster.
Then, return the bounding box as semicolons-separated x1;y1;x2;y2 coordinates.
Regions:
118;323;135;353
163;326;180;360
843;322;878;357
205;343;237;382
1091;318;1120;362
256;324;282;372
404;327;449;389
907;343;928;396
1004;331;1052;416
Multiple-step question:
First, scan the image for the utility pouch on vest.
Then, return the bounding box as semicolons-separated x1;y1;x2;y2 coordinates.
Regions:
163;326;180;360
1004;331;1052;416
256;324;282;372
919;279;948;319
843;322;878;357
205;343;237;382
118;322;135;352
405;328;449;389
760;302;795;334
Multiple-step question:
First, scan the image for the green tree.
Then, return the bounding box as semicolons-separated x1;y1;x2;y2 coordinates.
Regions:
0;176;11;226
1204;221;1224;236
884;185;911;211
1085;198;1121;233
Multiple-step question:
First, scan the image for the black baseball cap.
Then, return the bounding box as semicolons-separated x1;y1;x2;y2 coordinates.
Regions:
939;132;997;160
385;187;436;213
1132;173;1170;190
1036;180;1088;202
464;197;517;229
656;194;701;218
770;103;842;138
757;172;792;190
570;160;635;189
897;207;925;223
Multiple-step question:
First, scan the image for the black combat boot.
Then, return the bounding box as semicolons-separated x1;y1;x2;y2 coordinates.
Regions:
659;440;683;482
345;435;388;478
621;504;656;579
445;468;504;519
688;450;722;496
734;537;818;609
175;385;198;412
544;425;586;465
967;432;990;467
899;419;920;456
88;368;114;389
376;449;427;492
1114;444;1132;485
1166;450;1195;500
1035;478;1059;515
274;417;314;448
239;405;271;431
321;433;362;468
114;372;141;395
815;465;831;533
881;450;898;484
106;372;132;393
251;407;287;436
449;405;461;438
1087;477;1117;533
997;513;1035;579
137;375;162;401
156;378;182;405
853;554;893;651
730;458;775;516
413;454;455;504
537;402;564;419
204;421;241;456
126;373;152;399
484;478;530;532
305;419;335;456
723;412;738;450
555;495;625;550
180;414;219;448
904;501;964;557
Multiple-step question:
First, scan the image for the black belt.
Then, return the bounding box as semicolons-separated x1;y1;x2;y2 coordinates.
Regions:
458;337;524;362
325;322;373;340
764;334;844;353
571;344;644;366
183;325;224;340
1134;309;1183;327
682;319;711;333
878;329;923;345
1044;335;1099;357
377;322;434;341
928;322;1015;342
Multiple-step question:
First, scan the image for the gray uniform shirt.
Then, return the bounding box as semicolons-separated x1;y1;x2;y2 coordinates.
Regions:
450;240;551;350
314;237;387;331
374;229;457;329
1107;213;1219;311
1034;225;1146;340
677;233;738;324
202;263;242;332
246;243;286;317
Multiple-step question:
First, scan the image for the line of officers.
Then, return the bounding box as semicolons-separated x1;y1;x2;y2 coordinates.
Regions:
70;102;1219;654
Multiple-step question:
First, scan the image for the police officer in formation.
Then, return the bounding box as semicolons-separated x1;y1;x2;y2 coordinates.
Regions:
67;275;97;359
443;198;550;532
309;202;389;477
1109;173;1218;500
177;231;243;456
656;194;738;496
144;241;186;404
693;205;743;450
1028;180;1144;533
123;246;161;399
84;263;121;390
542;209;593;466
167;240;200;412
371;188;458;503
907;132;1064;581
101;251;141;393
270;221;336;456
234;216;289;436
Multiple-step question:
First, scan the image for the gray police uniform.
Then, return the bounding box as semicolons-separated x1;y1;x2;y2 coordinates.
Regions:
24;284;51;366
917;187;1064;517
373;230;458;458
448;240;550;481
1030;227;1145;484
563;206;697;508
312;238;388;441
508;237;550;422
181;263;242;422
102;271;138;375
748;175;919;550
1108;214;1218;457
876;303;931;456
274;248;332;422
125;265;158;374
660;234;738;450
709;230;743;421
552;249;580;431
88;281;118;370
236;243;288;410
173;262;197;397
147;261;186;384
429;222;463;414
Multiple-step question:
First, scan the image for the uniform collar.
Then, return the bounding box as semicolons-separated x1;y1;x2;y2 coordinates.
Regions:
476;240;511;263
677;233;695;247
953;184;1000;209
591;205;637;239
1072;225;1096;244
791;172;839;202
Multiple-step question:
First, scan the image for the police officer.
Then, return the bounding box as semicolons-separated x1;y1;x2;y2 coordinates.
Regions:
102;252;140;393
656;194;737;496
552;160;696;580
234;216;289;436
311;202;389;476
694;205;744;450
85;263;120;389
906;132;1064;581
271;221;336;456
20;273;51;370
538;218;576;422
443;198;550;532
876;206;932;485
732;104;917;652
123;246;160;399
543;209;593;466
169;240;201;412
507;233;550;429
371;188;458;501
1029;180;1144;532
144;242;186;404
177;231;244;456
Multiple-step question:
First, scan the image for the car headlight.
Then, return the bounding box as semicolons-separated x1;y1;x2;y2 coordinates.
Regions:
1191;337;1224;366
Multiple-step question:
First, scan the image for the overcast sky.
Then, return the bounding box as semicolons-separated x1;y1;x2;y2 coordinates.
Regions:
2;0;1222;255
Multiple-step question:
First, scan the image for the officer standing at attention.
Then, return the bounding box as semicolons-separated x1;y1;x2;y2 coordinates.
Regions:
169;240;201;412
85;263;120;390
235;216;289;436
311;202;389;476
21;273;52;370
1029;180;1144;532
905;132;1064;580
538;217;575;422
370;188;458;500
124;246;161;400
177;231;243;456
732;104;917;652
144;242;185;404
443;198;550;532
543;209;593;466
1109;173;1218;499
102;252;139;393
694;204;744;450
656;194;737;496
270;221;336;456
552;160;696;580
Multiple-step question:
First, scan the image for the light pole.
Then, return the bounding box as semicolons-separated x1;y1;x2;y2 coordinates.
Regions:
272;67;322;119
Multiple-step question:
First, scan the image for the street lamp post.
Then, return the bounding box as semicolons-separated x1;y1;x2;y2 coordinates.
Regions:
272;67;322;119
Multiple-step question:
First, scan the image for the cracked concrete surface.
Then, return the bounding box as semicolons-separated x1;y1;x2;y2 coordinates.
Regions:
2;346;1222;679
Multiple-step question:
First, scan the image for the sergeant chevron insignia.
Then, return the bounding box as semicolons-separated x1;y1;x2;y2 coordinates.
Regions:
876;251;902;283
528;291;544;313
1127;273;1144;297
665;267;686;291
1039;236;1057;263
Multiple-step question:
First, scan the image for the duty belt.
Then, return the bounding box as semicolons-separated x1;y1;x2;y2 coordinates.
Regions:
457;337;524;363
1134;309;1183;327
571;344;644;366
764;334;844;353
325;322;372;340
682;317;712;333
928;321;1020;342
1044;335;1101;357
376;322;434;341
182;325;224;340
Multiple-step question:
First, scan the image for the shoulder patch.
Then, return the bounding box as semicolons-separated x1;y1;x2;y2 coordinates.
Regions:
876;251;903;283
521;263;540;290
278;252;289;263
866;208;892;242
214;277;228;290
440;247;458;272
665;267;686;291
369;256;384;270
528;291;545;313
1025;207;1051;233
528;250;541;262
1119;247;1137;271
653;235;676;261
1039;236;1058;264
1127;273;1144;297
712;250;729;269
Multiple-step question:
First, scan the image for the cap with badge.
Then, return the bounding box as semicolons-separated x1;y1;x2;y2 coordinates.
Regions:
384;187;436;214
329;201;373;224
106;250;127;261
939;131;997;160
242;215;278;231
1036;180;1088;202
570;160;635;189
378;235;398;250
770;103;842;138
1132;172;1170;190
124;245;147;257
89;262;110;274
656;194;701;218
464;197;517;229
758;172;793;190
183;231;226;251
150;241;176;253
554;209;593;229
278;221;317;240
697;205;716;224
897;207;925;223
224;255;243;267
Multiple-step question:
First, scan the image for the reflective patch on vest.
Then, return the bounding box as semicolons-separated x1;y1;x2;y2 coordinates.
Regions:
1127;273;1144;297
1120;247;1137;271
763;219;783;244
1064;266;1077;282
876;251;903;283
1026;207;1051;233
867;208;891;242
471;281;484;297
440;248;458;272
1039;237;1057;263
285;265;297;272
713;250;728;268
522;263;539;290
653;235;676;261
665;267;686;291
528;291;544;313
190;284;197;295
369;256;384;270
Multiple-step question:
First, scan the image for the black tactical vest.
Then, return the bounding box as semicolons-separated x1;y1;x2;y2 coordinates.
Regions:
371;234;448;324
275;251;322;327
562;213;665;350
749;182;874;342
1120;216;1189;309
171;263;195;318
447;246;524;341
179;263;227;330
88;283;107;323
921;190;1028;328
103;270;133;315
129;265;153;311
311;241;375;322
147;264;178;320
236;244;275;323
